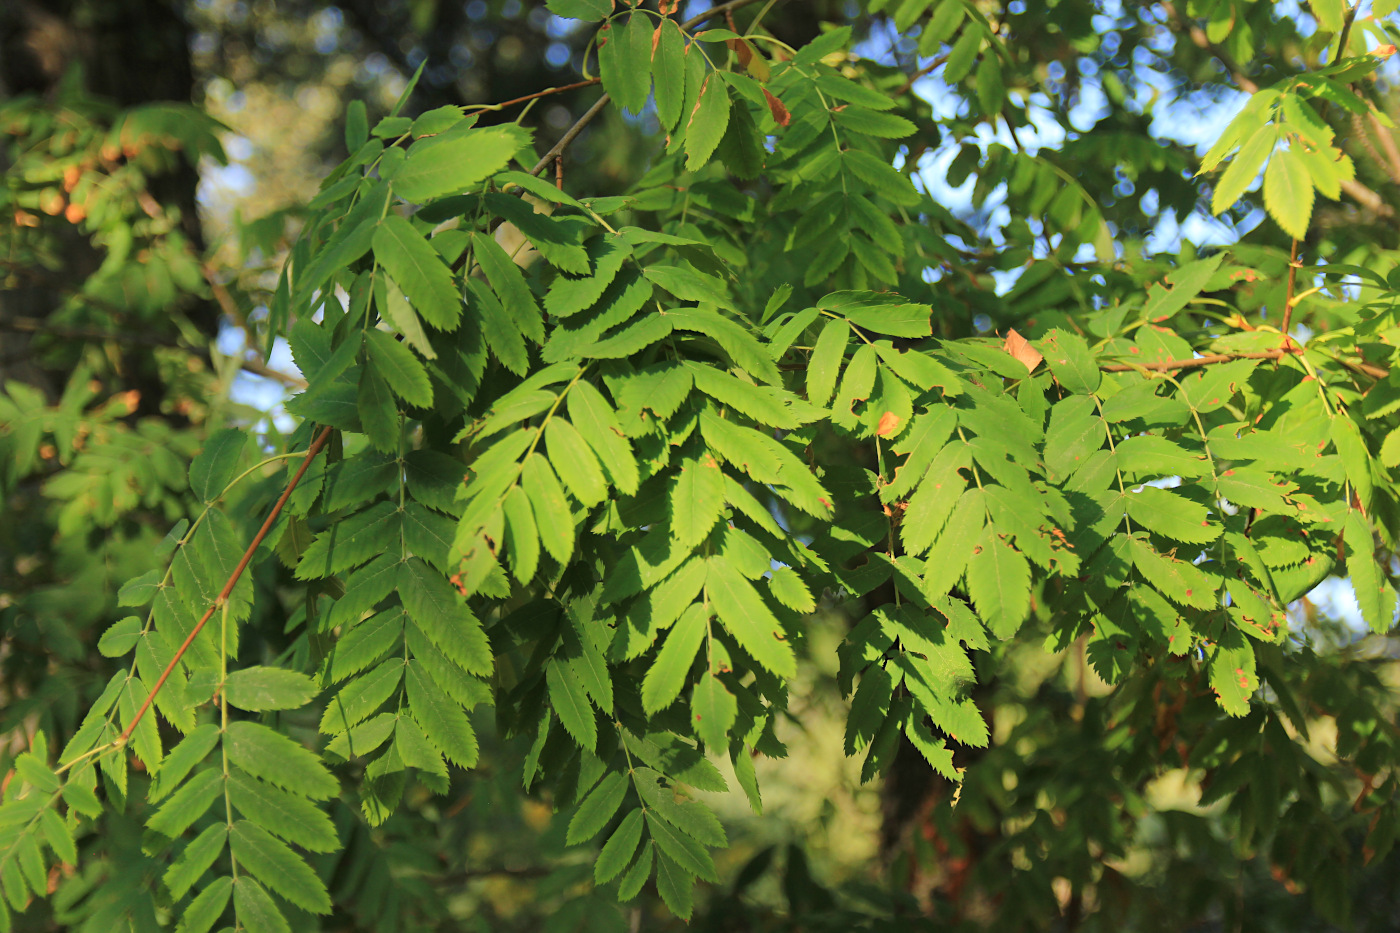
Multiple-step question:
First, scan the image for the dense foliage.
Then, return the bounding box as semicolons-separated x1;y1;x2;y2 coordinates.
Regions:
4;0;1400;930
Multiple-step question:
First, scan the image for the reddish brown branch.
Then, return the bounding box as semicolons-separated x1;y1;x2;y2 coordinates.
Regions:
1100;349;1297;372
117;424;335;745
492;78;601;111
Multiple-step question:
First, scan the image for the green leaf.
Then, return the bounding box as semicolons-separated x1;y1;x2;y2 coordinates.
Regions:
821;291;931;337
1037;329;1099;395
364;329;433;408
394;716;447;775
966;526;1031;639
1043;395;1103;483
706;555;796;678
670;453;726;549
545;418;608;506
1124;486;1220;544
376;274;436;359
230;820;332;914
546;657;598;750
767;566;815;614
901;443;969;555
1209;630;1257;717
522;453;575;564
906;716;959;781
1212;125;1275;215
599;12;653;115
567;771;628;845
666;307;781;384
164;824;228;902
644;263;728;305
1142;254;1225;323
227;771;339;853
544;239;633;319
655;851;696;920
406;661;480;768
226;720;339;799
98;616;143;657
566;380;639;495
189;428;245;503
232;877;290;933
921;488;985;601
1381;427;1400;468
147;768;223;838
546;0;611;20
1346;511;1394;634
1114;435;1210;479
373;214;460;331
469;231;543;344
834;107;916;139
645;811;717;882
399;557;493;675
1330;414;1373;511
1262;144;1314;240
466;277;528;375
149;724;221;803
641;603;707;715
1127;535;1218;609
392;124;529;203
181;876;235;933
596;809;644;884
502;485;540;582
653;20;687;130
319;660;402;734
686;75;731;172
357;364;399;451
617;842;654;901
807;317;849;407
224;667;319;712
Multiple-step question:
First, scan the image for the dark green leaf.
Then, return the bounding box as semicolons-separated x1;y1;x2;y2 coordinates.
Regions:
599;12;652;115
226;721;339;799
706;556;796;678
230;820;332;914
567;771;628;845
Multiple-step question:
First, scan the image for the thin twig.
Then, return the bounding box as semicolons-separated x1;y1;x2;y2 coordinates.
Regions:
1100;349;1297;372
239;356;308;388
896;55;950;95
491;78;601;111
117;424;335;745
528;95;612;177
1;316;306;388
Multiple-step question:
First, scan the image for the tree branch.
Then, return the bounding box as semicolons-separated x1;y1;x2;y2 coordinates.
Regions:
1100;349;1296;372
117;424;335;746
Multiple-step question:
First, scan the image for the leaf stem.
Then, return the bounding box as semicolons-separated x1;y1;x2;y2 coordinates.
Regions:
117;424;335;745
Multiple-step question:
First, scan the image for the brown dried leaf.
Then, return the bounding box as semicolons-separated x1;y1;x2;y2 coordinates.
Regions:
762;89;790;127
1003;328;1042;373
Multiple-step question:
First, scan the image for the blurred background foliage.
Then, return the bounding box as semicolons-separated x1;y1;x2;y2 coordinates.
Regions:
4;0;1400;930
